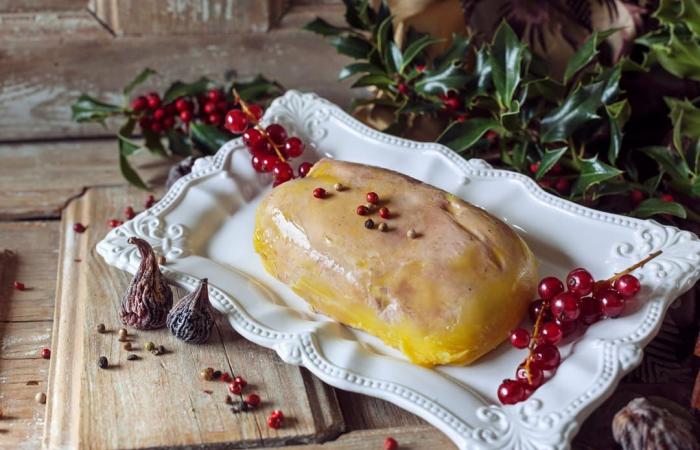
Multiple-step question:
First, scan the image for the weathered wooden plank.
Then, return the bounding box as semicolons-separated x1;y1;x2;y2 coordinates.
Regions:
0;222;60;322
0;140;169;220
278;425;456;449
0;6;351;141
44;185;344;449
0;10;109;41
334;390;425;431
0;321;52;360
0;0;86;12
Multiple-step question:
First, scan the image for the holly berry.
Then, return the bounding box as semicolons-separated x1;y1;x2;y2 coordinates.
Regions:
73;223;87;233
660;193;675;202
554;177;570;195
613;274;640;298
179;110;193;123
538;277;564;300
208;113;222;125
313;187;326;199
13;281;25;291
540;322;562;345
265;124;287;145
162;116;175;129
599;290;625;318
384;437;399;450
273;162;294;184
356;205;369;216
207;89;222;102
550;292;580;321
509;328;530;349
131;96;148;112
530;343;560;370
629;189;645;205
203;102;218;115
397;83;409;96
146;92;161;110
578;296;602;325
41;348;51;359
379;207;391;219
516;363;544;388
175;98;192;112
366;192;379;204
284;137;304;157
443;97;460;111
566;268;594;297
224;109;248;134
298;162;313;178
529;162;540;174
245;393;260;407
497;379;526;405
153;108;166;121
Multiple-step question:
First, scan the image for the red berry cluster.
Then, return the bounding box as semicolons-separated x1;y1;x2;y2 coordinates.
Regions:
223;91;309;186
497;251;660;405
131;89;234;135
529;161;571;195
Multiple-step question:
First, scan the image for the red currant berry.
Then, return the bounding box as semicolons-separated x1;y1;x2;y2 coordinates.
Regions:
578;296;602;325
592;280;613;298
298;162;313;178
540;321;562;345
629;189;645;205
538;277;564;300
566;268;594;297
245;393;260;407
528;299;552;322
554;177;570;194
509;328;530;349
599;290;625;318
246;104;264;122
40;348;51;359
531;343;560;370
175;98;192;112
397;83;409;96
153;108;166;121
124;206;135;220
497;379;526;405
273;162;294;183
313;187;326;199
207;89;222;102
146;92;161;110
131;96;148;112
73;223;87;233
284;137;304;158
145;194;155;208
384;437;398;450
613;274;640;298
13;281;25;291
529;162;540;174
265;124;287;146
660;193;674;202
267;416;282;429
443;97;460;111
261;155;278;173
356;205;369;216
233;375;246;387
228;383;242;395
379;207;390;219
555;317;577;336
208;113;222;125
162;116;175;129
179;110;193;123
243;128;264;148
224;110;248;134
550;292;580;321
251;154;265;172
516;363;544;388
366;192;379;204
203;102;218;115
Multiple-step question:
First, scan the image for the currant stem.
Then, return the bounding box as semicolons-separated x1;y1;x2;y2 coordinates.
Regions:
605;250;662;283
232;88;287;163
524;299;546;384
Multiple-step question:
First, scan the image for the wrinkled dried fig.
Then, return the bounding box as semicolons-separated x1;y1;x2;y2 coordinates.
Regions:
119;237;173;329
613;397;699;450
166;278;214;344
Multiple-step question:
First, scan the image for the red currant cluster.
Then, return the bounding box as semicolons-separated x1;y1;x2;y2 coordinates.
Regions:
223;91;311;186
497;251;661;405
131;89;235;135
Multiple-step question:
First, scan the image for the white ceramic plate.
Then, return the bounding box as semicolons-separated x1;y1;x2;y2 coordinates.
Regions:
97;91;700;450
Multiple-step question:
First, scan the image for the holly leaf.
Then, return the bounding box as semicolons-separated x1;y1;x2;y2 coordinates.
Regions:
437;118;499;153
640;145;692;182
342;0;369;30
390;42;403;73
632;198;687;219
117;119;148;189
143;129;167;157
414;61;469;95
400;35;442;73
166;130;193;156
572;157;623;195
71;94;122;123
607;109;622;165
230;75;283;102
119;150;148;190
339;62;384;80
489;21;525;109
123;67;157;97
163;77;210;103
190;123;230;155
535;147;567;180
303;17;347;36
665;97;700;140
376;15;395;71
330;35;373;59
351;73;394;88
434;34;470;70
563;30;619;83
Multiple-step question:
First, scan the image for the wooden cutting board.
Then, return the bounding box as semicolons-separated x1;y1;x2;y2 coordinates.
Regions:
43;186;346;449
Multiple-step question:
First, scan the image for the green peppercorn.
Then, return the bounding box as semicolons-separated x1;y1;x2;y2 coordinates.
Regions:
98;356;108;369
145;342;155;352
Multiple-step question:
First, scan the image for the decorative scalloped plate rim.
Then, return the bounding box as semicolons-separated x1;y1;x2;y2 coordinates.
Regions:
97;90;700;450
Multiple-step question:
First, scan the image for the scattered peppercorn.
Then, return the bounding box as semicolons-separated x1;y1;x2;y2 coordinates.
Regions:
124;206;135;220
225;395;233;405
13;281;25;291
379;207;391;219
245;393;261;407
333;183;344;191
239;401;249;412
378;222;388;232
221;372;232;383
200;368;214;381
231;404;241;414
145;342;155;352
145;194;155;208
212;370;222;380
366;192;379;204
384;436;398;450
233;375;247;388
73;223;87;233
228;383;242;395
117;328;128;339
40;348;51;359
356;205;369;216
98;356;108;369
127;354;139;361
96;323;106;333
407;229;417;239
313;187;326;199
155;345;166;355
108;219;122;228
267;410;283;429
35;392;46;405
123;342;132;351
0;407;3;419
364;219;375;229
